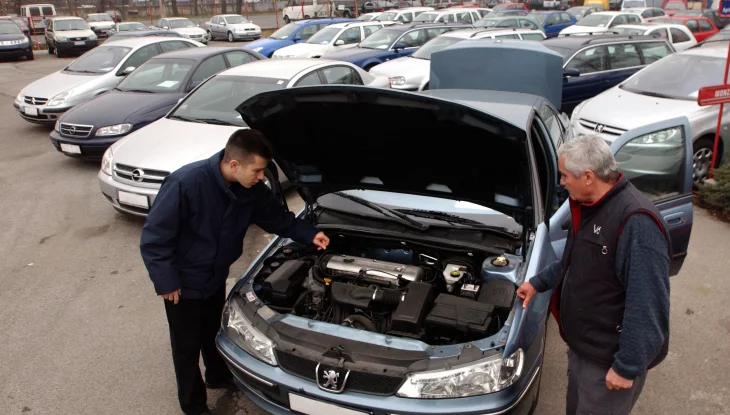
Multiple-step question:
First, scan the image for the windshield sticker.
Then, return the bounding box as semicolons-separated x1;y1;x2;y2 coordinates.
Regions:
277;80;284;84
157;80;180;88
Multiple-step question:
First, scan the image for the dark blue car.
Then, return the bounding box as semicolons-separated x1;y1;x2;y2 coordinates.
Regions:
0;20;33;61
244;18;355;58
50;46;264;159
529;11;576;38
321;22;471;70
543;34;675;113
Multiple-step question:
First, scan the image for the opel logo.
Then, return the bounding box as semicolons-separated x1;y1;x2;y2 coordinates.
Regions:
68;126;76;135
131;169;144;182
594;124;606;133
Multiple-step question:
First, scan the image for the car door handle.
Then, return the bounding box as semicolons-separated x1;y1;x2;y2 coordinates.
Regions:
663;212;687;227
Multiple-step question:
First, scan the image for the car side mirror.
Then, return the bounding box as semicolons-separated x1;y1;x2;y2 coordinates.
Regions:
393;43;406;50
186;80;202;92
222;22;227;26
335;39;345;46
563;68;580;77
121;66;136;76
293;35;302;42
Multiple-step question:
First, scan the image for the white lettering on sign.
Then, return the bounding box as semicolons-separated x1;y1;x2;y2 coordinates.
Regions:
715;89;730;98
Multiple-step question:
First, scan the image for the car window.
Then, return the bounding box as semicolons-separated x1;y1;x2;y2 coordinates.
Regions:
122;44;161;71
520;19;539;29
521;32;545;40
608;43;642;69
337;27;361;45
653;9;665;17
499;18;518;27
685;19;699;32
440;14;456;23
609;15;628;27
699;19;712;31
615;130;685;202
398;29;429;48
427;27;452;38
224;51;254;67
561;12;573;23
639;41;671;63
627;14;641;23
537;102;564;149
296;24;319;40
159;40;189;53
670;27;691;43
190;55;227;84
496;33;520;39
565;46;607;74
546;13;561;25
117;59;193;92
641;10;652;18
295;71;322;86
457;12;473;23
363;25;380;37
321;65;363;85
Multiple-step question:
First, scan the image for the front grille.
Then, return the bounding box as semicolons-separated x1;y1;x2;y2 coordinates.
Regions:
577;119;627;136
70;37;87;41
24;96;48;105
276;351;404;396
60;123;93;138
113;163;169;185
245;28;255;31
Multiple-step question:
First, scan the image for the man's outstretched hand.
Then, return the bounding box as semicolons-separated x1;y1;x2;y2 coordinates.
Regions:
312;232;330;250
161;289;181;304
517;282;537;309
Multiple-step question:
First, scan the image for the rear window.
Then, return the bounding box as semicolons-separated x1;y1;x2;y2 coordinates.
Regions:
41;6;54;16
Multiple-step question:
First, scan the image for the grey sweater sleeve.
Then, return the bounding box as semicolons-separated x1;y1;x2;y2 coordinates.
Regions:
529;260;562;293
612;213;670;380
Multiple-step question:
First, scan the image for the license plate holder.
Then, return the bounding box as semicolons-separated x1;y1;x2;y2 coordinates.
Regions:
24;106;38;116
288;394;370;415
74;40;85;45
118;191;149;209
60;143;81;154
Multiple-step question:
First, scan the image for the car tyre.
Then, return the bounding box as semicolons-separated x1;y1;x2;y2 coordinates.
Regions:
228;31;234;42
284;15;291;24
26;49;34;60
54;43;63;58
693;137;718;184
207;29;214;40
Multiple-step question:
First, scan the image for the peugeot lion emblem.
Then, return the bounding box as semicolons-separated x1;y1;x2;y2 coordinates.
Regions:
315;363;349;393
131;169;144;182
594;124;605;133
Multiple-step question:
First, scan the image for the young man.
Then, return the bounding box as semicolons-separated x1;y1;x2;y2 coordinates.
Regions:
140;129;329;415
517;135;671;415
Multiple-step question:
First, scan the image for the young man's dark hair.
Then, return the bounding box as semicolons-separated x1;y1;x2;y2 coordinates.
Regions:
222;129;273;164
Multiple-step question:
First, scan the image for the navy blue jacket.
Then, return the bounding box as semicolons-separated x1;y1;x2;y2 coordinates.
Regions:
140;150;319;300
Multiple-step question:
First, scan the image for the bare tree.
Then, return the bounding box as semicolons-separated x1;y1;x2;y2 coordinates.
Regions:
236;0;242;13
170;0;179;16
193;0;198;16
222;0;227;14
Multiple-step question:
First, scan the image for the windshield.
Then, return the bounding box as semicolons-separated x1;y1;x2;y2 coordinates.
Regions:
664;2;686;9
576;14;612;27
225;15;250;24
0;22;22;34
652;18;684;24
169;75;286;126
613;27;645;35
169;19;195;28
359;28;400;49
307;26;340;44
118;22;147;31
474;18;502;27
622;0;644;7
270;23;298;39
117;59;194;93
530;13;548;24
414;12;438;22
65;45;132;73
411;36;463;59
620;54;724;100
88;14;112;22
55;19;89;31
376;12;397;21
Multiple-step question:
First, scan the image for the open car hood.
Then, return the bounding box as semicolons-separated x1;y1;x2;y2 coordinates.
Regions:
235;86;533;221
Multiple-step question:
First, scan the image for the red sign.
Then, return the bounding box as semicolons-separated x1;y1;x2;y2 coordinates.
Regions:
698;85;730;106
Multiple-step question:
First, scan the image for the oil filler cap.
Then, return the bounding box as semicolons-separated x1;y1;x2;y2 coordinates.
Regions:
450;270;461;277
491;256;509;267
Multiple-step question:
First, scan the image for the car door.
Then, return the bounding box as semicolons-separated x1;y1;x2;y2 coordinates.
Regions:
544;13;562;37
669;26;694;50
45;18;52;44
210;16;220;36
188;54;228;91
604;41;643;89
562;45;609;111
159;40;191;53
697;18;716;42
118;43;163;74
684;18;699;39
548;116;694;276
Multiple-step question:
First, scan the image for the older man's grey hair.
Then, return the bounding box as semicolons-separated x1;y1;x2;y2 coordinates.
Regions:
558;135;620;182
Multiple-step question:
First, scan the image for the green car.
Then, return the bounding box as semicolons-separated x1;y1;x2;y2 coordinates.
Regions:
474;16;545;33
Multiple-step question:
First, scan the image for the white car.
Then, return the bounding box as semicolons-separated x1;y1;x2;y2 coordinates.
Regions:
357;12;383;22
614;23;697;51
86;13;115;36
206;14;262;42
370;28;545;91
150;17;208;44
108;22;148;34
414;9;482;25
273;22;384;58
374;7;435;24
621;7;667;20
45;16;98;58
14;37;204;125
97;58;390;216
570;42;728;183
559;11;644;35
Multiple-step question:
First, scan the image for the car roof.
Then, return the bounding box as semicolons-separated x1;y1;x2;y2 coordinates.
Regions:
544;34;660;51
656;15;705;20
680;40;728;56
101;36;187;48
623;7;660;11
220;58;340;79
383;22;469;32
328;21;382;29
151;46;244;61
52;16;84;21
444;27;542;38
164;17;191;20
294;18;353;26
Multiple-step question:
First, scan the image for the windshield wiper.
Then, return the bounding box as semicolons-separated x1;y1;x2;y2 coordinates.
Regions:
634;91;674;99
394;209;520;237
122;89;154;93
332;192;428;231
168;114;207;123
168;115;233;125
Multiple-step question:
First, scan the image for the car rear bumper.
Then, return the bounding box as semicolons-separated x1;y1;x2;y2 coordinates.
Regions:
215;330;541;415
49;129;118;159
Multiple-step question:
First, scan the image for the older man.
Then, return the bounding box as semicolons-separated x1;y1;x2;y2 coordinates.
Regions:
517;135;671;415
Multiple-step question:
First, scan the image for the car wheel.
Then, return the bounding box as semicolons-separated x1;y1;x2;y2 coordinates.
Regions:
54;43;62;58
284;15;290;24
207;30;214;40
228;31;234;42
26;49;34;60
693;137;718;183
343;10;351;18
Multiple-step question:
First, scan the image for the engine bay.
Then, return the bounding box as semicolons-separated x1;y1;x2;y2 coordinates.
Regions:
252;233;522;345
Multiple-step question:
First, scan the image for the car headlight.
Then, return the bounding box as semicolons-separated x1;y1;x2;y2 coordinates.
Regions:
101;147;113;176
570;100;586;125
389;76;406;86
16;92;24;102
181;34;190;38
223;296;277;366
89;33;98;40
47;90;73;107
396;348;524;398
21;36;29;43
630;126;683;145
252;46;263;52
57;36;68;42
96;123;132;136
54;120;60;132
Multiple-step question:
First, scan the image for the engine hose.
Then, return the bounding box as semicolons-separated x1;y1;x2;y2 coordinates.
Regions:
344;314;377;332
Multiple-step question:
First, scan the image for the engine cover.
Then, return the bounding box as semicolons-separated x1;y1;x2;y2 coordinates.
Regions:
323;254;424;286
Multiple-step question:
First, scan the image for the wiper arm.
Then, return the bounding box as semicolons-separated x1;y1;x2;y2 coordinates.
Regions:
396;208;520;237
122;88;154;93
189;117;234;125
635;91;674;99
168;114;207;123
332;192;428;231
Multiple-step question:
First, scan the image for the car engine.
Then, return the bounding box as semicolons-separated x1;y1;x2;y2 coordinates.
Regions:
251;236;521;345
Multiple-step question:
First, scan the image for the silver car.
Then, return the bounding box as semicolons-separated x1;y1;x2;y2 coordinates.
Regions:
206;14;262;42
570;41;729;183
98;59;390;216
14;37;204;125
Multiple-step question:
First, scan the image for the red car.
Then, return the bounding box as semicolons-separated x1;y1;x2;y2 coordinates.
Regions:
653;15;719;42
492;2;529;12
662;0;687;16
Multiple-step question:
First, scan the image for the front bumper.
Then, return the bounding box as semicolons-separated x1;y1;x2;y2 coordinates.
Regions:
98;170;158;216
0;44;32;58
14;99;72;125
49;129;119;159
216;330;540;415
56;39;99;53
232;31;261;40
